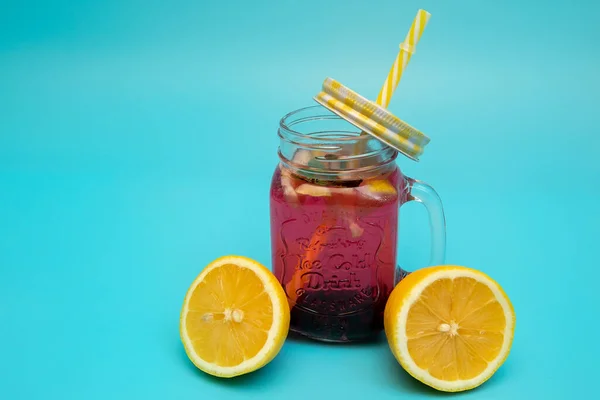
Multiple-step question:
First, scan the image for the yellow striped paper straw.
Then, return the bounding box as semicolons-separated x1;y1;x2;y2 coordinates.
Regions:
376;9;431;107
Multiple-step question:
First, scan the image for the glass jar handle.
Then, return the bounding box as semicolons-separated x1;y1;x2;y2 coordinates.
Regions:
396;177;447;282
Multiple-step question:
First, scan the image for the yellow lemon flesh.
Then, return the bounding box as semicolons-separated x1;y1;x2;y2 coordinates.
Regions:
295;183;332;197
361;179;397;194
180;255;290;378
384;266;515;392
358;179;397;200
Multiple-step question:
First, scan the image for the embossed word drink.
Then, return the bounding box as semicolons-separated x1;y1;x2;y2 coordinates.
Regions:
270;106;446;342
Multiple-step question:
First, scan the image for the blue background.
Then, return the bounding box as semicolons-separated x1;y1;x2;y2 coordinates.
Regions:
1;0;598;398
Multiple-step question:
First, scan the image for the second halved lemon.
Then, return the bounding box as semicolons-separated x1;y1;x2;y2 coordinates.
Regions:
384;266;515;392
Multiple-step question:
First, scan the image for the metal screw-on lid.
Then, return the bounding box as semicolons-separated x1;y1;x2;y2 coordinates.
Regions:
314;77;430;161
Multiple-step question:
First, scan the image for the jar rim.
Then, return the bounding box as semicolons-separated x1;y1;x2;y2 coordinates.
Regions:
277;105;398;180
279;105;372;144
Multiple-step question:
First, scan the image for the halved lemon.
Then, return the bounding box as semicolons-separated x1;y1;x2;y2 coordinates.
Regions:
384;266;515;392
180;255;290;378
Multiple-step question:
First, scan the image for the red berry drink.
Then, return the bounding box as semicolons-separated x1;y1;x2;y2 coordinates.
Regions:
270;164;406;342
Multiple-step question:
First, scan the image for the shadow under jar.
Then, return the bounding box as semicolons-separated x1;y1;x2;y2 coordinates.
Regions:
270;106;446;342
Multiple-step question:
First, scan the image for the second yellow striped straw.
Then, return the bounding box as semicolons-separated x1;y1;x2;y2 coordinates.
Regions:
376;9;431;108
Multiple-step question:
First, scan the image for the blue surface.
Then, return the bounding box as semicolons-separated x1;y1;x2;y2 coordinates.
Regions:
1;0;599;398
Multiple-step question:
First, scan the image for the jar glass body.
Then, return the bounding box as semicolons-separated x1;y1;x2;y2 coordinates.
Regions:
269;106;408;342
